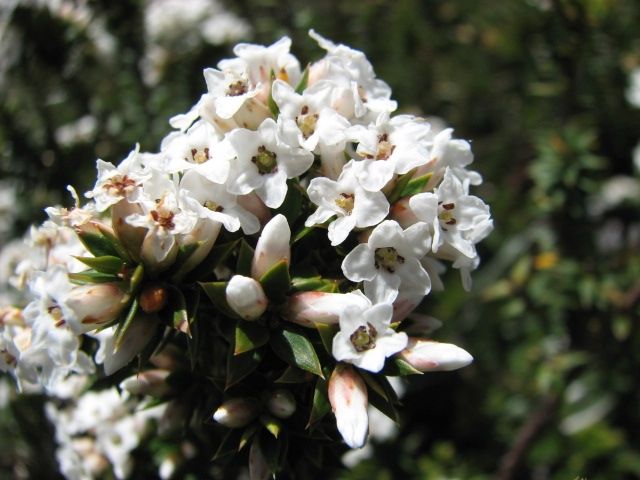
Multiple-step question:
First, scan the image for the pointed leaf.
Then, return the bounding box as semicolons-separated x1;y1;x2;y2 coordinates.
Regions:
367;382;400;423
75;255;124;274
114;297;138;351
270;328;323;378
307;377;330;428
383;356;424;376
76;231;121;259
235;322;270;355
275;366;311;384
68;271;120;284
400;172;432;197
268;69;280;117
129;264;145;293
170;288;189;335
184;239;239;282
95;223;133;263
239;424;260;451
295;64;310;94
226;348;264;389
387;168;416;204
314;322;337;354
213;429;242;460
259;260;290;303
260;414;282;439
274;180;302;226
292;226;315;244
236;239;254;277
199;281;237;318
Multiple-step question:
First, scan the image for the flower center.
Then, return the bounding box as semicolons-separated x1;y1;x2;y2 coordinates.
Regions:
374;247;405;273
335;193;355;215
190;147;210;164
204;200;224;212
251;146;278;175
151;199;176;230
297;106;319;139
227;80;248;97
350;322;378;352
104;174;137;196
47;305;66;327
375;133;395;160
438;202;457;230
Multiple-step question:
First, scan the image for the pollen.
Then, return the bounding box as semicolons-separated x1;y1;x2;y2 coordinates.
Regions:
227;80;248;97
335;193;355;215
374;247;405;273
251;146;278;175
191;147;210;164
350;323;378;352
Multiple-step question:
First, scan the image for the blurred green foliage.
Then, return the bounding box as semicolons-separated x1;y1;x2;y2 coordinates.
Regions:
1;0;639;479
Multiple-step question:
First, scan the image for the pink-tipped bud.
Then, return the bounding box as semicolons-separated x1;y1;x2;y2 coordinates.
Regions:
287;291;369;328
226;275;268;321
120;369;171;397
328;364;369;449
399;338;473;372
266;389;296;419
65;283;127;334
213;398;259;428
251;214;291;280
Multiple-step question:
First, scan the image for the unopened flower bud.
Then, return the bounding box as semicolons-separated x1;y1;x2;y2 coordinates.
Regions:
399;338;473;372
139;282;168;313
213;398;259;428
65;283;127;334
287;291;370;328
251;214;290;280
112;200;146;260
266;389;296;419
174;220;221;279
328;364;368;449
390;197;419;228
120;369;171;397
226;275;268;321
249;441;270;480
238;193;270;227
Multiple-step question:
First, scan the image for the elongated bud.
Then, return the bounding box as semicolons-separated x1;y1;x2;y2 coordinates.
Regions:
399;338;473;372
120;369;171;396
112;200;146;260
232;97;271;131
249;441;270;480
251;214;291;280
226;275;268;321
140;232;179;274
267;389;296;419
65;283;127;334
287;291;369;328
390;197;419;228
213;398;259;428
237;192;271;227
328;364;368;449
139;282;168;313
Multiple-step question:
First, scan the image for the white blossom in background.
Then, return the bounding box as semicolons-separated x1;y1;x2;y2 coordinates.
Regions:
626;67;640;108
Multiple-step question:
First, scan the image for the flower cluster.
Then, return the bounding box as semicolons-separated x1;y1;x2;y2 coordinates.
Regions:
0;31;492;477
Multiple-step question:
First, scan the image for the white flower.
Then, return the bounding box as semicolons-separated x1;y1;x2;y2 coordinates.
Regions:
342;220;432;304
399;338;473;372
409;168;492;259
627;67;640;108
227;118;314;209
328;364;369;448
348;112;431;191
305;160;389;246
332;297;408;373
180;169;260;234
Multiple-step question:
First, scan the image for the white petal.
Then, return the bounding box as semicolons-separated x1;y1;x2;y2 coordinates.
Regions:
342;244;377;282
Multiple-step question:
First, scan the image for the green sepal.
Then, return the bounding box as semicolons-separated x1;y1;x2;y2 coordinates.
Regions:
295;64;310;94
239;424;260;451
400;172;432;197
259;260;291;303
236;239;255;277
307;377;330;428
275;366;311;384
234;321;270;355
270;327;323;378
95;223;133;263
268;69;280;117
114;297;138;351
68;271;120;285
226;348;264;390
74;255;124;275
290;276;339;293
260;414;282;439
199;281;237;318
383;356;424;376
387;168;417;204
315;322;337;354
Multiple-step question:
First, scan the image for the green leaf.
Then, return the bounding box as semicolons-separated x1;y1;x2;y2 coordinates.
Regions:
270;328;323;378
315;322;337;354
68;271;119;284
292;226;315;244
307;377;330;427
275;366;311;384
234;322;269;355
239;424;260;451
129;264;145;293
199;281;237;318
367;389;400;423
74;255;124;274
400;172;432;197
95;223;133;263
387;168;417;204
114;297;138;351
213;429;242;460
383;357;423;376
295;64;310;94
290;276;339;293
359;371;400;405
268;69;280;117
274;180;302;226
76;231;121;259
226;348;264;389
261;433;288;473
259;260;291;303
167;242;201;281
260;414;282;438
236;239;255;277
